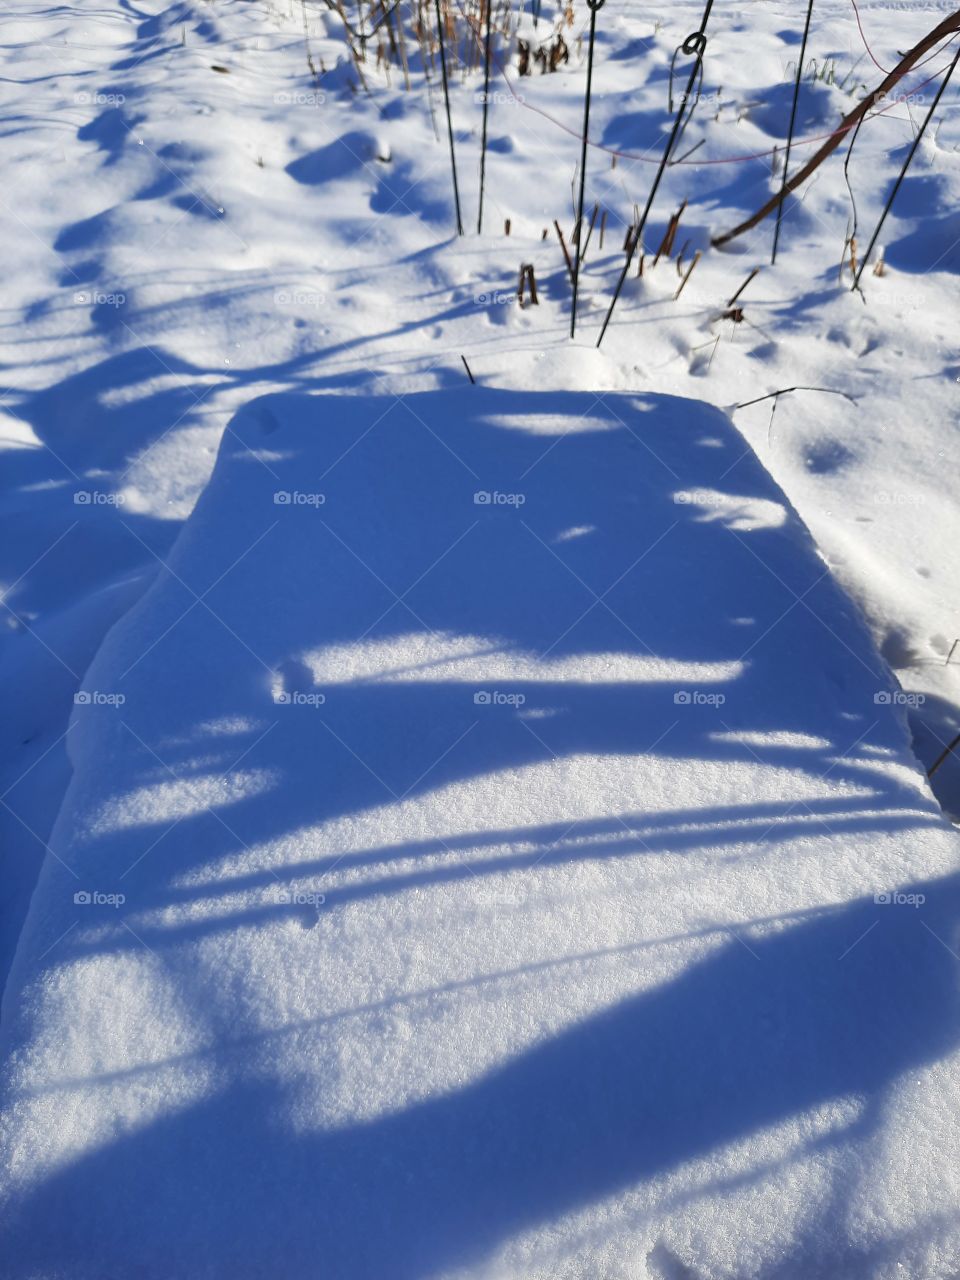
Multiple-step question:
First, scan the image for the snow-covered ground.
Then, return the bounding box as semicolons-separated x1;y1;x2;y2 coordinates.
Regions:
1;0;959;1275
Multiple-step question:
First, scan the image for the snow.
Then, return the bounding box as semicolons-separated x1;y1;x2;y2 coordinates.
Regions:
1;0;959;1275
3;386;960;1277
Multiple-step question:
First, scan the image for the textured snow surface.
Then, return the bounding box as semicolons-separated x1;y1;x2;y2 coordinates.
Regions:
2;0;960;1274
2;389;959;1278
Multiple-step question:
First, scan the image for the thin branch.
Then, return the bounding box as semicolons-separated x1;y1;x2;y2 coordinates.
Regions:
928;731;960;778
316;0;404;41
734;385;857;410
713;9;960;247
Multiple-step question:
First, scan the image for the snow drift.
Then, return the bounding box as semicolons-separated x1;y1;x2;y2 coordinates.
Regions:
2;388;959;1278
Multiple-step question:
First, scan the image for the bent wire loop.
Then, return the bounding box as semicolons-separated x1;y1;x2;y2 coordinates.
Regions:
668;30;707;148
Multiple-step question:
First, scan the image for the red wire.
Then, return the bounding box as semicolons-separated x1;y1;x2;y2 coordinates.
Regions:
848;0;956;77
457;2;955;169
849;0;889;75
501;57;956;167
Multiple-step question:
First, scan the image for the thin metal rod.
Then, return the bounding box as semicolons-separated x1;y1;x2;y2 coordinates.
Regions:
929;730;960;778
772;0;815;264
477;0;493;233
597;0;715;347
571;0;605;338
434;0;463;235
853;38;960;290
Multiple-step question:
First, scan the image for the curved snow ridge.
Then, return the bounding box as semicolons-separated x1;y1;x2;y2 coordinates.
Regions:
1;388;958;1280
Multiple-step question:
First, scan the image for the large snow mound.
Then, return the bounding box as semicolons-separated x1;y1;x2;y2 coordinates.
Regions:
2;388;959;1279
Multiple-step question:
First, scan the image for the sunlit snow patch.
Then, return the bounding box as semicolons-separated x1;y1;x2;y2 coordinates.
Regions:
674;488;788;531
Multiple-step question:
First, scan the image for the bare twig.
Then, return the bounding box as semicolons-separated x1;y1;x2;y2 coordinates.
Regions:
713;8;960;247
928;731;960;778
518;263;539;305
580;202;600;261
734;385;857;410
554;219;575;283
727;266;760;306
654;200;687;266
674;250;701;298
